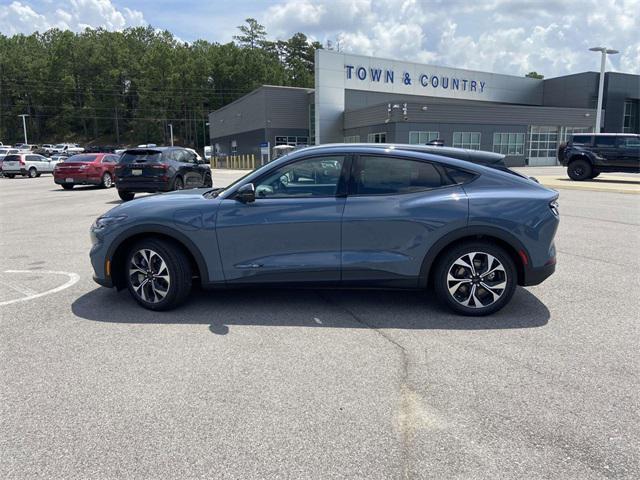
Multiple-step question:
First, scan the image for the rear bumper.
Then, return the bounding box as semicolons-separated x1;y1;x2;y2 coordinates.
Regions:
54;175;101;185
116;180;171;192
522;262;556;286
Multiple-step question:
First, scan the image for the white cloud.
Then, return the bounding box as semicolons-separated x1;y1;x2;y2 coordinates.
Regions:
264;0;640;76
0;0;146;35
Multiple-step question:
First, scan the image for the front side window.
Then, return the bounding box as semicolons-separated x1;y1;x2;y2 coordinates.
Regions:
353;156;446;195
453;132;481;150
595;136;616;147
255;155;345;198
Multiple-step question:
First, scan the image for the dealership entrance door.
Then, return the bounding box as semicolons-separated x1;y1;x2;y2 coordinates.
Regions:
528;126;559;166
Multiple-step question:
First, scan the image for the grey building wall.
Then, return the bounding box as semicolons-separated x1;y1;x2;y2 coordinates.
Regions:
211;127;309;157
542;72;599;109
209;85;312;148
603;72;640;133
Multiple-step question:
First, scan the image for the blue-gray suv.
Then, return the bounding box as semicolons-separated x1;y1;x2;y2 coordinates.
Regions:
90;144;559;316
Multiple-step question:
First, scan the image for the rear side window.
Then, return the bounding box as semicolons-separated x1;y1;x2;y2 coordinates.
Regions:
119;151;162;163
102;155;119;163
595;136;616;147
66;154;97;162
444;167;477;184
353;156;447;195
572;135;592;145
620;136;640;148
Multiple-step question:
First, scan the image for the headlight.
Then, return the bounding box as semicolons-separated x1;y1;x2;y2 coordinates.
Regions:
92;214;128;230
549;200;559;217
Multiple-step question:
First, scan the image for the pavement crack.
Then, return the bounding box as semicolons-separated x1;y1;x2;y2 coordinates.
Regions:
316;292;417;480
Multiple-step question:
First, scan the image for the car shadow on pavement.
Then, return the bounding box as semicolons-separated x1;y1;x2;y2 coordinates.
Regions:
71;286;549;335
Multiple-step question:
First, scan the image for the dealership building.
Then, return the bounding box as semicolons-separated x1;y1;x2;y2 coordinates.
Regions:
209;50;640;166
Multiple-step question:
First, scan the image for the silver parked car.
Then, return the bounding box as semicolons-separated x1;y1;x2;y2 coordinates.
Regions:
2;153;62;178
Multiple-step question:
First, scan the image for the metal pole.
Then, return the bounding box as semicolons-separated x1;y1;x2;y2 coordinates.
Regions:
595;50;606;133
19;114;29;144
169;123;174;146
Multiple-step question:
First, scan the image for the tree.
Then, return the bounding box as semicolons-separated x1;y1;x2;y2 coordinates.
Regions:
233;18;267;49
525;71;544;79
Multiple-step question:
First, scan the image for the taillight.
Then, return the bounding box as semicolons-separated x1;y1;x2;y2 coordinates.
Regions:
151;164;168;170
19;157;25;166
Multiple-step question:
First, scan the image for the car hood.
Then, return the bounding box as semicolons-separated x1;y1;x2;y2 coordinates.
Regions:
105;188;214;217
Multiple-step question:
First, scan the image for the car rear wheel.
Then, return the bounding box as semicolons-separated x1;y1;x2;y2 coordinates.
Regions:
28;167;37;178
5;174;15;179
434;242;517;316
125;239;192;311
173;176;184;191
118;190;135;201
62;184;74;190
203;173;213;188
567;159;592;181
101;172;113;188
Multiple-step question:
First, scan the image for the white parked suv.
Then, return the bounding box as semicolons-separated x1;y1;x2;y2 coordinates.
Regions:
50;143;84;155
2;153;62;178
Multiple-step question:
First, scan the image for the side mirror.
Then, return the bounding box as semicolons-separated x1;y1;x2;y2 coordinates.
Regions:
236;183;256;203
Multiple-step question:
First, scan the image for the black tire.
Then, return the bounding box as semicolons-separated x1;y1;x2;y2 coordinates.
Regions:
590;171;600;179
5;174;15;179
567;158;592;181
62;184;74;190
433;241;517;316
173;176;184;191
101;172;113;188
203;173;213;188
125;238;192;311
36;172;41;177
28;167;37;178
118;190;135;201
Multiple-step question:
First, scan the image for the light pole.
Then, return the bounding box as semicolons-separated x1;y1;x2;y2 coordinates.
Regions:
18;114;29;144
589;47;618;132
168;123;174;146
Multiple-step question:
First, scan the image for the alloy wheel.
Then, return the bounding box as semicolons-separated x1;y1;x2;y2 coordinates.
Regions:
128;248;171;304
446;251;507;308
102;173;112;188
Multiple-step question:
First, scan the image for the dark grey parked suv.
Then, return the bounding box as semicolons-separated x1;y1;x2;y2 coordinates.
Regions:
115;146;212;201
91;144;559;316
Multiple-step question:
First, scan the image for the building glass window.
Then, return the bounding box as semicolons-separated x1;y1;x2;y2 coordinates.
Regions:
409;131;440;144
528;126;558;158
344;135;360;143
367;132;387;143
275;136;308;147
453;132;481;150
560;126;592;143
492;133;525;155
623;100;639;133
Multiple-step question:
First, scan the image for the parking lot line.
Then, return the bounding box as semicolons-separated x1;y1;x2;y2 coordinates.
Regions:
0;270;80;306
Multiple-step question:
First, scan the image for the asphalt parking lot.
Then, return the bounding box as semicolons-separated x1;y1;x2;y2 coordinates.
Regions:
1;168;639;479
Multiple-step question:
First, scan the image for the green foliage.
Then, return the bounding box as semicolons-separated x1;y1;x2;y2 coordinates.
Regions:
525;71;544;79
0;21;322;147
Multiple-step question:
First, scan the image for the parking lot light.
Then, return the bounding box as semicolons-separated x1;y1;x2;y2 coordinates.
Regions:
589;47;619;132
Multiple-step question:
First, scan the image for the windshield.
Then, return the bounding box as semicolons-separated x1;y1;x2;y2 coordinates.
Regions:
54;144;64;148
119;150;162;163
0;149;8;155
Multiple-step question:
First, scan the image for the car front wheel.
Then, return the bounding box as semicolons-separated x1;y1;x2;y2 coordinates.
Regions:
434;242;517;316
125;239;192;311
567;159;592;181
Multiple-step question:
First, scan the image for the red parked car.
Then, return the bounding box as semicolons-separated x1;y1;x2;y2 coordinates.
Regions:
53;153;120;189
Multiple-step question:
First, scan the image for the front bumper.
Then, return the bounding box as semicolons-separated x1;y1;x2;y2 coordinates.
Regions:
92;273;113;288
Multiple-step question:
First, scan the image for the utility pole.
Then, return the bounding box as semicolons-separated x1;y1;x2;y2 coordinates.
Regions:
18;114;29;144
168;123;174;146
589;46;619;133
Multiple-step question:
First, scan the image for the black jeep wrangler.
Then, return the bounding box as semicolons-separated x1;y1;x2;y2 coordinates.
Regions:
558;134;640;180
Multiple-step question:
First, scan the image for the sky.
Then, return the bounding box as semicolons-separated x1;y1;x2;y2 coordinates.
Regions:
1;0;638;78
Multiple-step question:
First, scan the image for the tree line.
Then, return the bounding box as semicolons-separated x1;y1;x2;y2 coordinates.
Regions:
0;19;322;150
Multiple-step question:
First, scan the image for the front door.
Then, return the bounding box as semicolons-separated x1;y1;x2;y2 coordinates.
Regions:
215;155;348;284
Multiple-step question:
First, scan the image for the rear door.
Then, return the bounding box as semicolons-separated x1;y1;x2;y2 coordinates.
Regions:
101;154;119;174
341;154;469;286
593;136;619;167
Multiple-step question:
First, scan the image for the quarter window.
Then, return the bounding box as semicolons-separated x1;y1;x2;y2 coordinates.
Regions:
492;133;525;155
409;131;440;144
255;156;345;198
353;156;446;195
453;132;481;150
